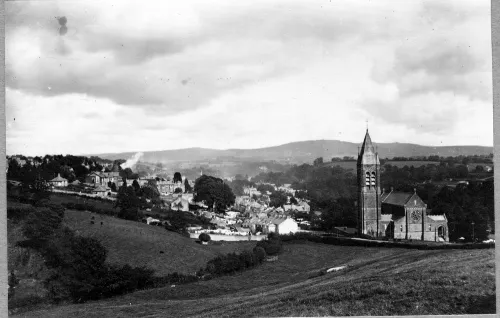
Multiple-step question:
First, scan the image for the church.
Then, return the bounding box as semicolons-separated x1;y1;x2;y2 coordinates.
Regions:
357;129;449;242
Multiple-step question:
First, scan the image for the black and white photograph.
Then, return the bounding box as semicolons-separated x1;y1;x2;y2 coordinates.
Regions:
4;0;496;316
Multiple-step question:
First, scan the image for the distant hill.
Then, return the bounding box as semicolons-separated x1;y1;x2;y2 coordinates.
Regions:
95;140;493;164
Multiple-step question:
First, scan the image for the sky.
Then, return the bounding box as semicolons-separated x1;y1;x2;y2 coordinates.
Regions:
5;0;493;156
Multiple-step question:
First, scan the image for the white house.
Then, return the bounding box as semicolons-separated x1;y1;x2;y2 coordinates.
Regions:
273;218;299;234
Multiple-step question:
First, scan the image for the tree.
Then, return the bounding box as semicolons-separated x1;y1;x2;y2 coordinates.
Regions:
142;180;160;199
269;191;287;208
174;188;183;194
173;172;182;183
289;196;298;205
184;178;192;193
199;233;211;244
256;184;275;194
115;186;140;220
194;175;236;212
252;246;267;263
132;180;141;194
313;157;324;166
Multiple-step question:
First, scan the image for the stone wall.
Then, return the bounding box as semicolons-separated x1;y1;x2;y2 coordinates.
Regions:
189;233;267;241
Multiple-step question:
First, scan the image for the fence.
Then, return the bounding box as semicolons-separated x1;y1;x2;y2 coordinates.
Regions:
50;189;116;201
189;233;267;242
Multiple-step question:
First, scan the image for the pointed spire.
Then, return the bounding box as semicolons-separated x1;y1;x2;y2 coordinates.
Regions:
358;129;379;165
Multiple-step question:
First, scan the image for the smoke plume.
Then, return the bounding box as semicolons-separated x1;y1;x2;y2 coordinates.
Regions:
120;152;144;170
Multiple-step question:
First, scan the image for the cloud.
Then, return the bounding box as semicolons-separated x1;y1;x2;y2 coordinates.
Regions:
6;0;411;114
5;0;493;156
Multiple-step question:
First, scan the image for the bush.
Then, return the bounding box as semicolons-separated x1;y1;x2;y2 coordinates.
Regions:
199;233;211;243
22;208;63;241
33;200;66;218
117;208;142;221
7;206;36;222
256;233;284;256
252;246;267;263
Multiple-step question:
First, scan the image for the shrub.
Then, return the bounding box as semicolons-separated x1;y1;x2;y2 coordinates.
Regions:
33;200;66;218
22;208;63;241
253;246;267;263
256;233;283;256
7;206;36;222
199;233;211;243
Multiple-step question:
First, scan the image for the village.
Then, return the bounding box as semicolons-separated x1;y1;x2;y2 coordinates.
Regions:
31;163;312;241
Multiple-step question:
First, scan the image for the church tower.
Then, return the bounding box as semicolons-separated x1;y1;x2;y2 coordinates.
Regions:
357;129;382;237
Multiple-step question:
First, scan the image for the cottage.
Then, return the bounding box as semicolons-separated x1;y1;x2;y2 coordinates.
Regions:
48;173;68;187
92;185;111;197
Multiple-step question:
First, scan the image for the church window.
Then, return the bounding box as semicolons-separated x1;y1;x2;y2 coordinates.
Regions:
400;225;403;232
428;224;432;231
365;172;370;186
384;224;387;230
371;172;376;186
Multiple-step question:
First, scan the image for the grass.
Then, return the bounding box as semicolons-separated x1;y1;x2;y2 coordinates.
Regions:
16;241;495;317
63;209;256;276
49;193;117;211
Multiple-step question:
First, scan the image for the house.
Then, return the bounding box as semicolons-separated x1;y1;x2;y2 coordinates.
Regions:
283;202;310;212
92;185;111;197
243;186;261;197
85;171;120;187
48;173;68;187
225;211;240;219
273;217;299;234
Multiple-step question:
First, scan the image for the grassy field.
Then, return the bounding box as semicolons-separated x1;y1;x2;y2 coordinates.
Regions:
63;209;256;276
17;241;495;317
49;193;117;210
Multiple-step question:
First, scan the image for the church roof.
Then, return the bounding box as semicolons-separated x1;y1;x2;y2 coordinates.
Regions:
381;191;413;206
357;129;380;165
428;215;446;221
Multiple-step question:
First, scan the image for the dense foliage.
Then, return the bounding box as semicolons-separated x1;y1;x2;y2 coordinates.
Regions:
194;175;236;212
7;155;121;183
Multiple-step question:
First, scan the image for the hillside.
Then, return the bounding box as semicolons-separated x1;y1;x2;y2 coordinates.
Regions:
64;210;256;276
17;242;495;317
95;140;493;164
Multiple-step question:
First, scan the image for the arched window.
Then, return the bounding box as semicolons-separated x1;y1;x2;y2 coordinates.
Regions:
400;225;403;232
371;172;376;186
365;172;370;186
428;224;432;231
